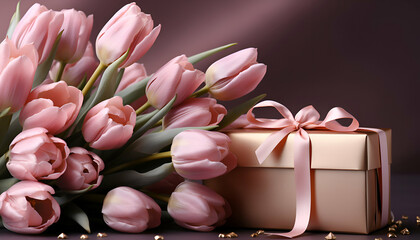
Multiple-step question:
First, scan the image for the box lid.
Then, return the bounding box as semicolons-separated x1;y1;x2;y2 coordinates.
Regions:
226;129;391;170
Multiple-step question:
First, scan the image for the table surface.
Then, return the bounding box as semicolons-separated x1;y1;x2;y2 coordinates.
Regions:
1;173;419;240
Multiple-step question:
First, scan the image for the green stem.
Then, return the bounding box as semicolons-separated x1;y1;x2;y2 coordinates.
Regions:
135;101;151;115
55;61;67;82
153;119;163;128
190;85;210;98
104;151;172;175
0;151;9;177
81;63;107;96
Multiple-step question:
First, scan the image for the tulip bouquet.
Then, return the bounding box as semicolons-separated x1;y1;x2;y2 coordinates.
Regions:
0;2;267;235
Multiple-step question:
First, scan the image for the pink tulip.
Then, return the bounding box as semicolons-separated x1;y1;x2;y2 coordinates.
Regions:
0;181;60;234
96;2;160;68
168;181;231;231
82;96;136;150
146;55;204;109
102;186;161;233
205;48;267;101
163;98;226;129
50;42;99;86
19;81;83;135
0;38;38;112
12;3;64;63
171;129;237;180
56;147;104;191
55;9;93;63
115;63;148;109
7;128;69;181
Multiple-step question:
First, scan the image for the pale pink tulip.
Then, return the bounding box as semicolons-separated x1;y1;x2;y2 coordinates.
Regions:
19;81;83;135
56;147;104;191
82;96;136;150
7;128;69;181
102;187;161;233
205;48;267;101
171;129;237;180
12;3;64;63
96;2;160;67
55;9;93;63
0;38;38;112
0;181;60;234
168;181;231;231
50;42;99;86
115;63;148;109
163;98;226;129
146;55;204;109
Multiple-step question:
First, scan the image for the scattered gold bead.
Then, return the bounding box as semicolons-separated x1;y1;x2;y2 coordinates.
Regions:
97;233;107;238
324;232;336;240
80;234;89;239
390;224;398;229
57;233;68;239
375;238;383;240
226;232;238;238
250;233;258;237
256;230;265;235
388;227;396;232
401;215;408;220
154;235;164;240
395;220;402;226
218;233;226;238
387;232;397;238
416;216;420;220
400;228;410;235
417;219;420;226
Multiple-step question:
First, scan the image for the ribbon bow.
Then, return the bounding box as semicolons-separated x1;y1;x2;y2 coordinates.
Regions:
246;100;389;238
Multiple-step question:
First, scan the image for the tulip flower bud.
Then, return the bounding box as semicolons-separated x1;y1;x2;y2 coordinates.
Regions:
168;181;231;231
7;128;69;181
12;3;64;63
163;98;226;129
55;9;93;63
96;2;160;68
0;181;61;234
115;63;148;109
56;147;104;191
0;38;38;112
50;42;99;86
102;187;161;233
205;48;267;101
19;81;83;135
146;55;204;109
171;129;237;180
82;96;136;150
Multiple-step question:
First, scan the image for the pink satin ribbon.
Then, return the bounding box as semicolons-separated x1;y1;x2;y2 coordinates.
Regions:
246;100;389;238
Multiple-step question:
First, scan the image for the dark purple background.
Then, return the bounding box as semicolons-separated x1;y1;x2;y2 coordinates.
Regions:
1;0;419;173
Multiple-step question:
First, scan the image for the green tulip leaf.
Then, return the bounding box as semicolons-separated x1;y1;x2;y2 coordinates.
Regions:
101;162;174;190
56;185;94;196
115;75;151;105
6;2;20;38
62;203;91;233
0;178;19;193
216;94;266;130
32;31;63;88
188;43;237;65
135;109;158;130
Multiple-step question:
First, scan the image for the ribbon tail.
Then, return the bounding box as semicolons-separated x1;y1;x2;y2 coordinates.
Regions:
359;127;390;227
265;130;311;238
255;126;295;164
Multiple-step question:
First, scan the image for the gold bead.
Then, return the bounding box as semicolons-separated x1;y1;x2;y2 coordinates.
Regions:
250;233;258;238
375;238;383;240
154;235;164;240
401;215;408;220
395;220;402;226
97;233;107;238
80;234;89;239
417;219;420;226
324;232;336;240
226;232;238;238
400;228;410;235
256;230;264;235
387;232;397;238
388;227;396;232
390;224;398;229
57;233;68;239
416;216;420;220
218;233;226;238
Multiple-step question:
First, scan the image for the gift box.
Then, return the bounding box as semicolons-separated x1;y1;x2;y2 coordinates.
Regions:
205;128;391;234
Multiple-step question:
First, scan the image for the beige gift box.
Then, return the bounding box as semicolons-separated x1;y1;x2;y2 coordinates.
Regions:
205;129;392;234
